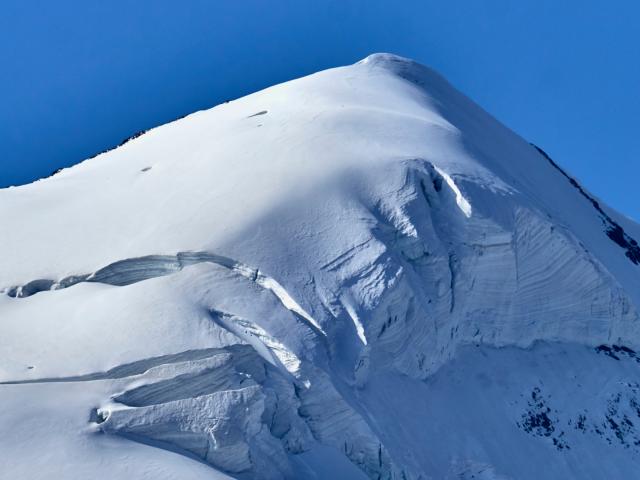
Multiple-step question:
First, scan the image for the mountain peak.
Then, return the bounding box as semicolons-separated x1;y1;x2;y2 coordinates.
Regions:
356;52;439;83
357;52;416;66
2;55;640;480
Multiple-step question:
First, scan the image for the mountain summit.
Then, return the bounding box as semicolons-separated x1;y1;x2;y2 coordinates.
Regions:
1;54;640;479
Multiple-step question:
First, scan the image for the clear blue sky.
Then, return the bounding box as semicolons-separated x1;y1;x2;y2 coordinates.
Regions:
1;1;638;220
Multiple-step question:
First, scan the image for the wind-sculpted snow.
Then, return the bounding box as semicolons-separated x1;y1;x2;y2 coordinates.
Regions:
1;53;640;479
0;347;225;384
100;346;308;478
533;144;640;265
2;250;325;337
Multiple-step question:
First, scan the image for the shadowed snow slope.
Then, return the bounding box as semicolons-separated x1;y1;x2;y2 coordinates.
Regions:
1;53;639;479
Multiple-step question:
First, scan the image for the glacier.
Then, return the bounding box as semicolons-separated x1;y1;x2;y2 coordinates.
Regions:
1;53;639;479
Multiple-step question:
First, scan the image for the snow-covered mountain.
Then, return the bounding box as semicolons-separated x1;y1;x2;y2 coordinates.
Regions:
2;53;640;480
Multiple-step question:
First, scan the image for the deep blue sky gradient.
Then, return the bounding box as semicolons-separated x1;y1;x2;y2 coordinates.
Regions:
1;1;638;219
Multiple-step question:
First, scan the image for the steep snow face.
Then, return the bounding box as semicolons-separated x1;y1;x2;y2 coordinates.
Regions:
1;53;639;479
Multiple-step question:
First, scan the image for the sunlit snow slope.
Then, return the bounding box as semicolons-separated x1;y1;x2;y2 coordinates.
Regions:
2;53;640;480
